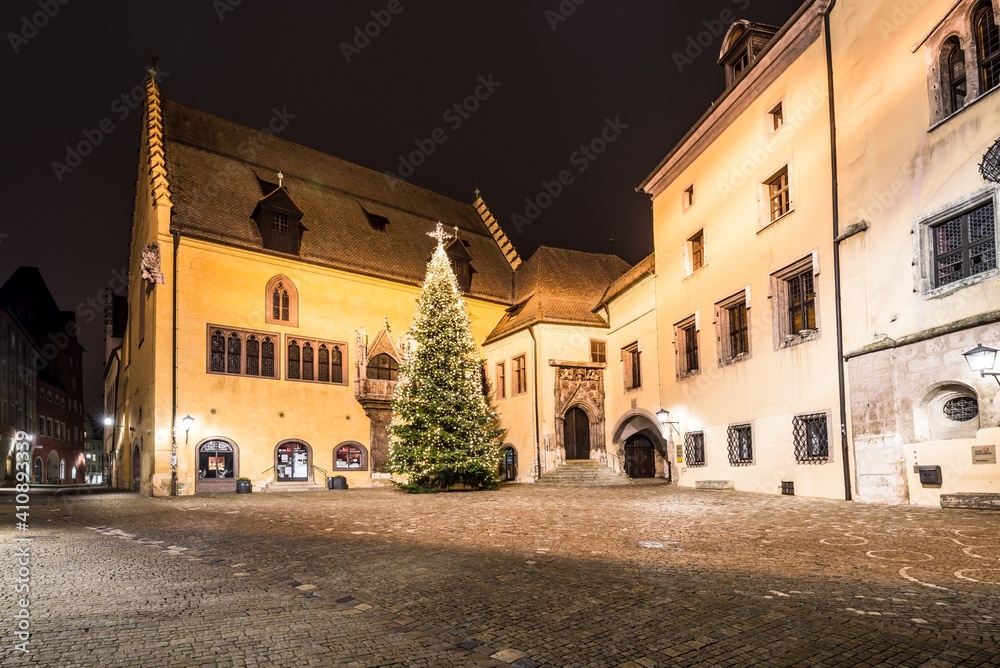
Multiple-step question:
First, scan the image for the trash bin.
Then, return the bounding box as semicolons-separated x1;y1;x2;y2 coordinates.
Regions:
327;477;335;490
332;475;348;490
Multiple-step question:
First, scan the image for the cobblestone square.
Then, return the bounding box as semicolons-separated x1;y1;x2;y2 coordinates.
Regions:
3;486;1000;666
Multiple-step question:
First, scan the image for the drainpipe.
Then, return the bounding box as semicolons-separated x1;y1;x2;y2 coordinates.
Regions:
528;326;542;481
823;0;852;501
171;231;179;496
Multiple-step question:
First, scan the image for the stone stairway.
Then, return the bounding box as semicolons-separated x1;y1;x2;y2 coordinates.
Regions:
536;460;636;486
260;480;325;493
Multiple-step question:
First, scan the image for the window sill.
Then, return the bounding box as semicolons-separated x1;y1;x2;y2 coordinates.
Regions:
757;208;795;235
719;352;751;367
779;329;819;349
922;267;999;300
928;84;1000;131
675;370;700;381
682;264;707;281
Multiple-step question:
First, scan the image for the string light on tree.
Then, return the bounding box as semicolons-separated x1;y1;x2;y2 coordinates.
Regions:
386;222;505;492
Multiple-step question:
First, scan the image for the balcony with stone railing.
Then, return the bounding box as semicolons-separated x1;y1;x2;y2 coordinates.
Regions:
355;378;397;403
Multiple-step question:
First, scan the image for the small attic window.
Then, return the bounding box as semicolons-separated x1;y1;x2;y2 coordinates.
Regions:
271;212;289;232
363;209;390;232
507;302;526;318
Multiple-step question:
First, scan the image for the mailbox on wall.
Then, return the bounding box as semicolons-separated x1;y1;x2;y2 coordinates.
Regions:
918;465;943;486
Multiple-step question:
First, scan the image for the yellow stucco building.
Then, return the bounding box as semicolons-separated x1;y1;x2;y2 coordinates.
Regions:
107;77;665;496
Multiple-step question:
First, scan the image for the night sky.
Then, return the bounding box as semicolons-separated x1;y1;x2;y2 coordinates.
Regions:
0;0;803;416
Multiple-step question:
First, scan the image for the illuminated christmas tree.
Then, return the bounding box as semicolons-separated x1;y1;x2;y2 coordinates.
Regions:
386;223;505;492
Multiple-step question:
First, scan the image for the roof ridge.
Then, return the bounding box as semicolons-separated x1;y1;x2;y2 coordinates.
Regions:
162;99;487;223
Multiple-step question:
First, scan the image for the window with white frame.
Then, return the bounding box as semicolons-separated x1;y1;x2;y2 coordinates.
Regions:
674;316;699;379
623;342;641;390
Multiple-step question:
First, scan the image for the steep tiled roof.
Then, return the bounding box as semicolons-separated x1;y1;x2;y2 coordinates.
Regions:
594;253;654;309
485;247;630;344
161;100;515;303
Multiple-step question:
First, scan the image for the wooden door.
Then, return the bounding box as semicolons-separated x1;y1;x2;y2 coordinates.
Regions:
625;434;655;478
564;407;590;460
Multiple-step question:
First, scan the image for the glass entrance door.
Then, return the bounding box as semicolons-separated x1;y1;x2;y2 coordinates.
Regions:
277;442;309;481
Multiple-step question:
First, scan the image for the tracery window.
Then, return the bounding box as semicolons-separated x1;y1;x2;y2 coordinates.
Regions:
207;326;278;379
264;275;298;326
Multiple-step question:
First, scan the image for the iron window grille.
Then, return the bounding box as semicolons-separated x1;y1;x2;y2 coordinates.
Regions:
684;431;706;466
976;2;1000;93
932;201;996;287
943;396;978;422
727;424;753;466
793;413;829;463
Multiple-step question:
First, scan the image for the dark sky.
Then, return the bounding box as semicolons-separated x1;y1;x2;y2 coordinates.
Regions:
0;0;803;417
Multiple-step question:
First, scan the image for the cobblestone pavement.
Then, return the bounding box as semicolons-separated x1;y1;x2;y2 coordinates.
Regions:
3;485;1000;667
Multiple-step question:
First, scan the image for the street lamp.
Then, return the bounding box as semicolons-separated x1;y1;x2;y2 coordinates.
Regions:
182;415;194;443
656;409;681;436
103;416;113;427
962;343;1000;386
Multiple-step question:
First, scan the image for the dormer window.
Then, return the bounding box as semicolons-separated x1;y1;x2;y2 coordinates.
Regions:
443;235;476;293
363;208;390;232
251;181;305;256
718;21;780;88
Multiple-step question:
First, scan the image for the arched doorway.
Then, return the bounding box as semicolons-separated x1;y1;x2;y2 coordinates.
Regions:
499;446;517;481
196;438;239;494
624;434;655;478
564;406;591;460
46;451;59;483
276;441;310;481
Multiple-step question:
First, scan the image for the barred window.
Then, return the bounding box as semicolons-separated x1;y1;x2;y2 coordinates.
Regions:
932;201;996;287
288;340;300;380
227;333;242;374
246;335;260;376
793;413;829;463
943;396;978;422
207;326;278;378
727;423;753;466
976;1;1000;93
684;431;706;466
210;330;225;372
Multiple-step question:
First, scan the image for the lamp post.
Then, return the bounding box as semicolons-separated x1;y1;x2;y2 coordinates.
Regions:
962;343;1000;386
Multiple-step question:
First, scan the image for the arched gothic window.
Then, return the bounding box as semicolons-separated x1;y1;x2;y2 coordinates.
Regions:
302;343;314;381
261;337;275;378
227;333;241;374
943;37;967;114
210;330;225;372
976;1;1000;93
246;335;260;376
265;275;298;326
331;345;343;383
288;340;300;380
